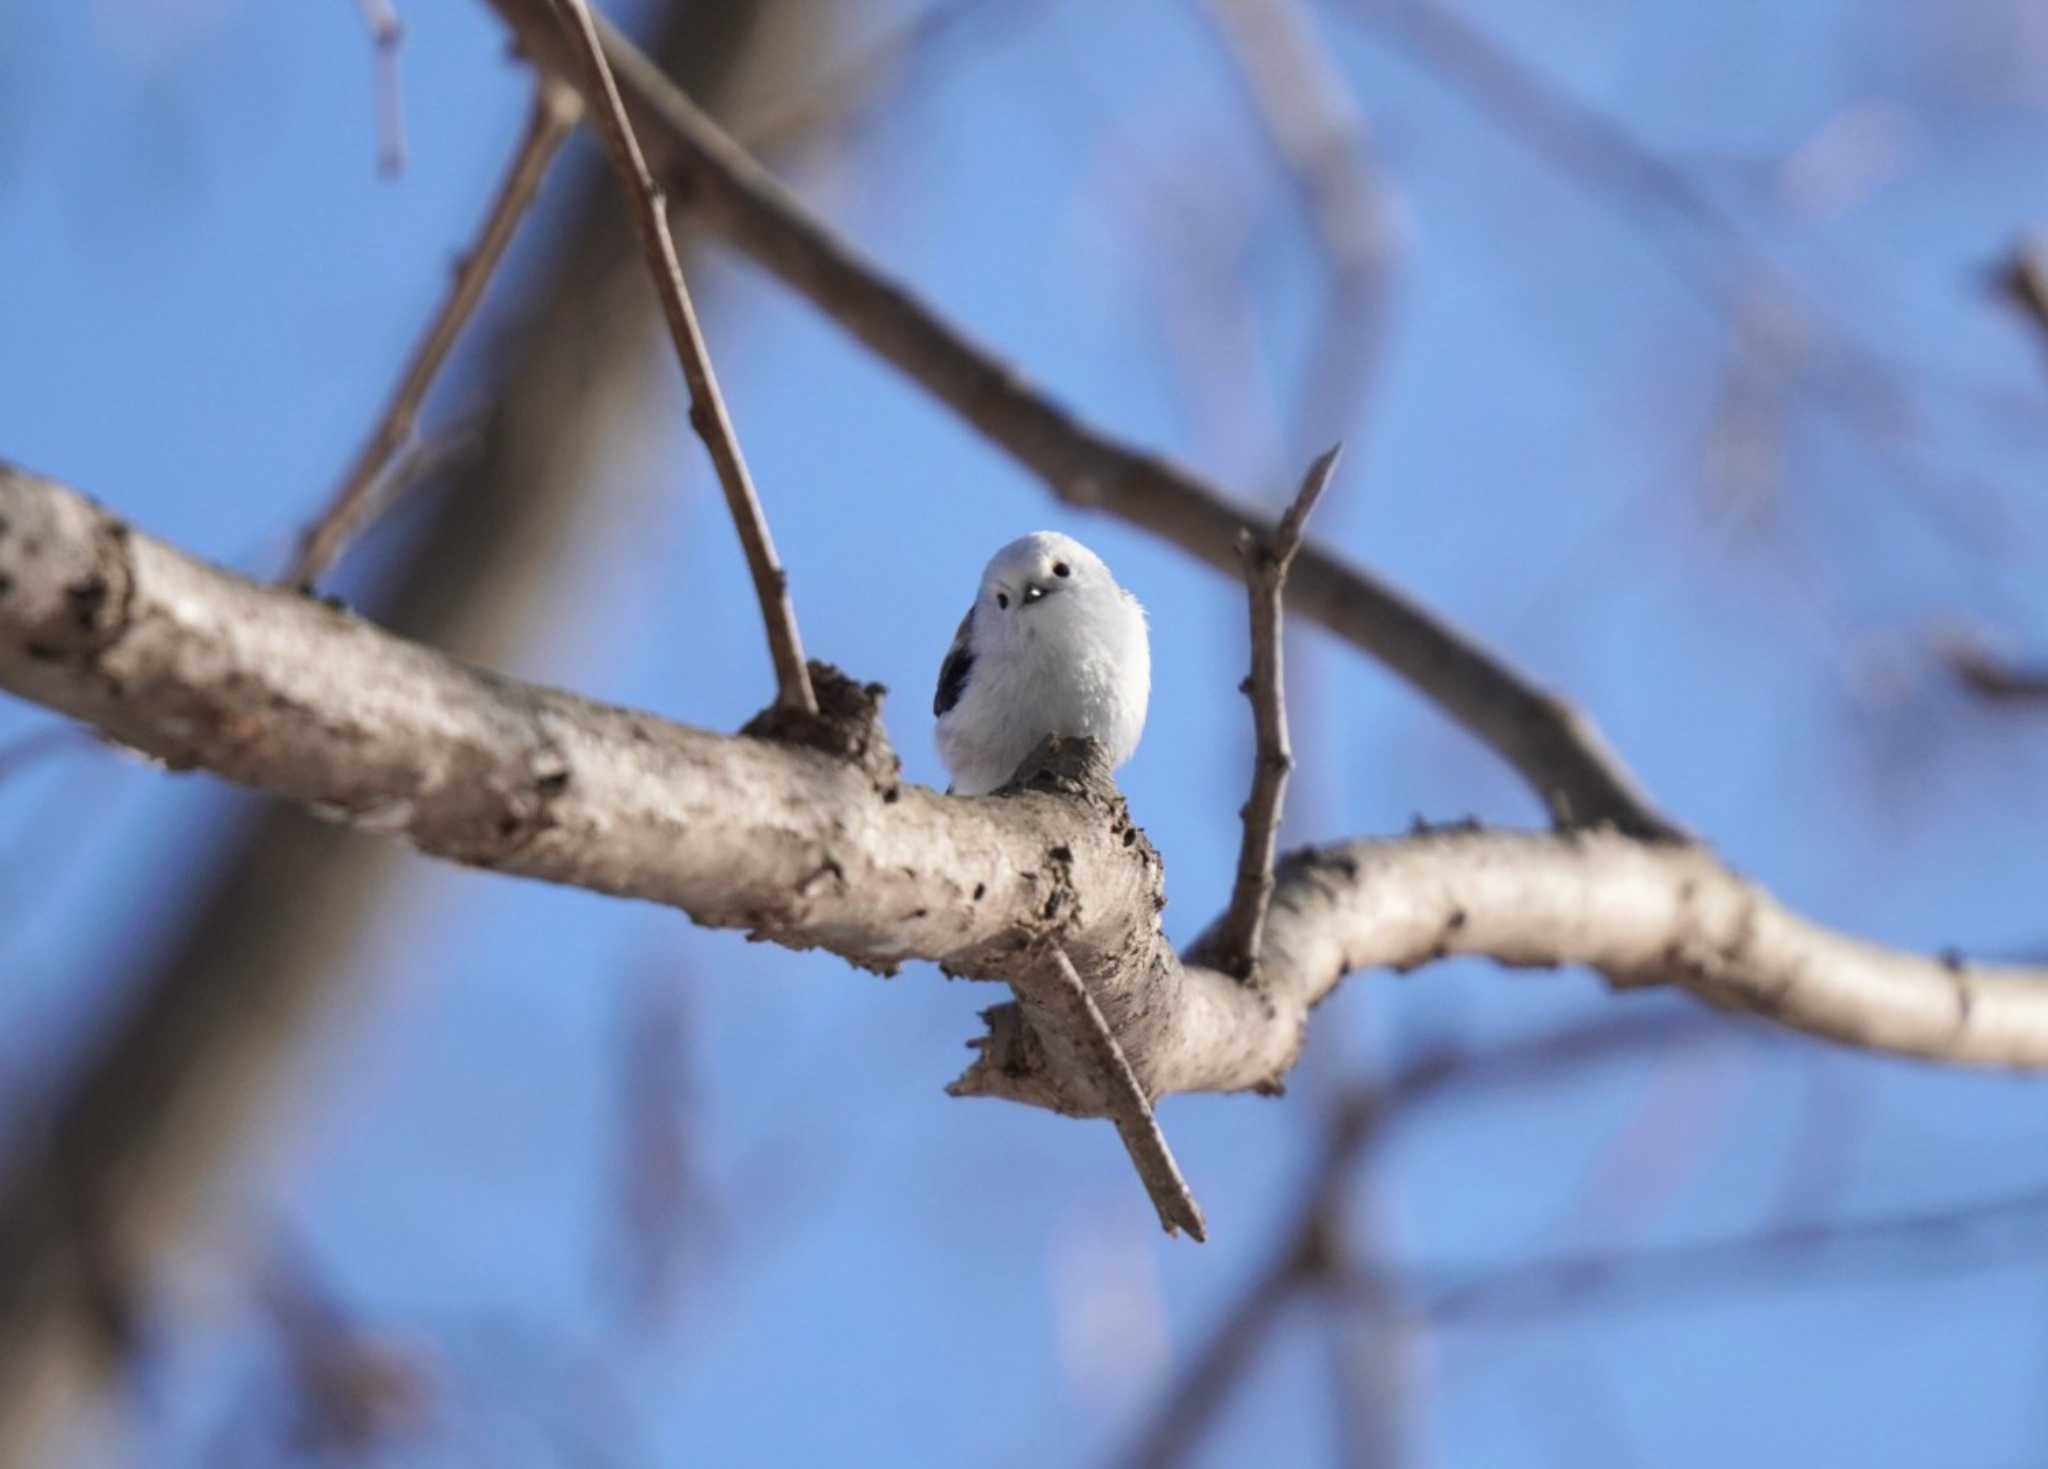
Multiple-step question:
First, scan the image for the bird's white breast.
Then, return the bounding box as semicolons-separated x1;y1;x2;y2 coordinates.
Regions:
937;586;1149;795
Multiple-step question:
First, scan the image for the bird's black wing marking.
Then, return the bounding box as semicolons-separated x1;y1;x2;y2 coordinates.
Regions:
934;608;976;717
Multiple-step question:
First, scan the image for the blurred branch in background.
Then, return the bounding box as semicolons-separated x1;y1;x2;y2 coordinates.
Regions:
608;962;714;1332
255;1235;434;1459
1944;638;2048;705
0;5;787;1458
1990;231;2048;359
1346;0;2045;553
1120;1012;1719;1469
1203;0;1399;460
350;0;409;177
285;76;584;592
734;0;1019;158
1134;1010;2047;1463
1409;1175;2048;1326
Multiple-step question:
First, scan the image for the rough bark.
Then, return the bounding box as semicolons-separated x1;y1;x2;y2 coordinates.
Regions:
6;464;2047;1118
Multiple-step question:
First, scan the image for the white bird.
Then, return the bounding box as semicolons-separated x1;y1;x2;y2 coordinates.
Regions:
935;531;1150;796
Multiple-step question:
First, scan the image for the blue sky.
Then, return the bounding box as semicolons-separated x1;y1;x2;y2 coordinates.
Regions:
5;0;2048;1464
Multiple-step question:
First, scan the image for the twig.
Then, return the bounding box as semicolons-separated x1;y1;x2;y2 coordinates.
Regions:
546;0;817;714
1213;445;1342;979
352;0;409;177
479;0;1679;837
284;79;581;590
1036;945;1207;1242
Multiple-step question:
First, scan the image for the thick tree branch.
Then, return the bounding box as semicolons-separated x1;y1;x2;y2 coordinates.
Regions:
1213;445;1340;979
476;0;1678;840
6;465;2048;1104
550;0;815;715
286;78;582;591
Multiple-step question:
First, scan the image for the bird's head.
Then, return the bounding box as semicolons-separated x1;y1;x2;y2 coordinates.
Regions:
975;531;1118;626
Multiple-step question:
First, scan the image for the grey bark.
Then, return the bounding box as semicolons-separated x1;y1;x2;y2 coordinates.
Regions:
7;464;2047;1117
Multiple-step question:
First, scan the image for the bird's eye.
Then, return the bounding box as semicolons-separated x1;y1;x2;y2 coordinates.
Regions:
1053;562;1071;578
996;592;1009;609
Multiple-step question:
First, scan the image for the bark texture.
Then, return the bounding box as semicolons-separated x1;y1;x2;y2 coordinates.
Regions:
6;463;2047;1117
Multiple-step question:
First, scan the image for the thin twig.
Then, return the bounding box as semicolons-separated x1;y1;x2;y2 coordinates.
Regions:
547;0;817;714
1038;945;1207;1242
1214;444;1342;980
284;79;581;590
352;0;409;177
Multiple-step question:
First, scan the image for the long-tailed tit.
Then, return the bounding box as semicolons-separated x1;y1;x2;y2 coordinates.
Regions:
934;531;1150;796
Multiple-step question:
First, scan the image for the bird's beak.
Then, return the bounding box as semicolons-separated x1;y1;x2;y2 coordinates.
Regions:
1022;583;1049;604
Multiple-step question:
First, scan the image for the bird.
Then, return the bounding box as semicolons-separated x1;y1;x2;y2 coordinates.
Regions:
934;531;1150;796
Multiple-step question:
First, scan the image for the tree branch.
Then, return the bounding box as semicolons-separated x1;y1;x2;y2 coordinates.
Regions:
6;465;2048;1111
1007;945;1207;1241
474;0;1679;840
548;0;815;715
285;78;582;591
1213;444;1340;980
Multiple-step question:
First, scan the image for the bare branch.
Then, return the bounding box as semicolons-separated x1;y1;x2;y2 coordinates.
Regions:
7;465;2048;1110
1021;945;1206;1241
285;79;582;590
476;0;1678;839
548;0;816;714
1213;445;1341;979
351;0;409;177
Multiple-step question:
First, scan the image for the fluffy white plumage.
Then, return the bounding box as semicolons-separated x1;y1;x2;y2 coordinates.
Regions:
934;532;1150;796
